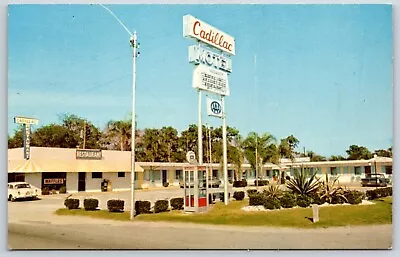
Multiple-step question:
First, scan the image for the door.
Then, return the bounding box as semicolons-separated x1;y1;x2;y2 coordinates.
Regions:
364;166;372;177
78;172;86;191
162;170;167;184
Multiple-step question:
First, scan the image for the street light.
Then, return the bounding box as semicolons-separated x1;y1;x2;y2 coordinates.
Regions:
99;4;138;220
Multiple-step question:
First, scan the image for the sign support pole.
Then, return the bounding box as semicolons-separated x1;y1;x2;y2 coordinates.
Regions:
222;96;228;205
198;89;203;165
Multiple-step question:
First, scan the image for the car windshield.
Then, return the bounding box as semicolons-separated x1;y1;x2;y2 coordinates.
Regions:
15;184;31;189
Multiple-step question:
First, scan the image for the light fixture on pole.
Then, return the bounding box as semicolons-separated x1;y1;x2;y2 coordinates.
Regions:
99;4;138;220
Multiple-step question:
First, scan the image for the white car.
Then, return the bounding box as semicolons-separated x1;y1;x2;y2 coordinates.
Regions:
8;182;41;201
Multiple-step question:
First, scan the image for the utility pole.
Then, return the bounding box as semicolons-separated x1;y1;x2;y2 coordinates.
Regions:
83;121;86;149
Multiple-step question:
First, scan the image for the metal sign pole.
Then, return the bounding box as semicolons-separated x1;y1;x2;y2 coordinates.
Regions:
222;96;228;205
198;89;203;165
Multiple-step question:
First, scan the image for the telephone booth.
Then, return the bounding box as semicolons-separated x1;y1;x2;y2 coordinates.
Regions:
183;165;209;212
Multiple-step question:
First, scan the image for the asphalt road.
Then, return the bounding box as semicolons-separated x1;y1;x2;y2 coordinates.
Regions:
7;186;393;250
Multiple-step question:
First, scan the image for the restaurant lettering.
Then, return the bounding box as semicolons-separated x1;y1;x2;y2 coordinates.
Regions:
76;149;102;160
44;178;64;184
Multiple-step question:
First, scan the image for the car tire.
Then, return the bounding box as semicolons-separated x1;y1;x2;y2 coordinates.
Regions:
10;195;16;202
8;195;12;201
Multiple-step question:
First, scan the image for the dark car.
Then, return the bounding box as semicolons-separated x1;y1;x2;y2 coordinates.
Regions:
361;173;389;187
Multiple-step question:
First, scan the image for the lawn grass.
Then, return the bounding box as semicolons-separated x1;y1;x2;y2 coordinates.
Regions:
55;197;392;228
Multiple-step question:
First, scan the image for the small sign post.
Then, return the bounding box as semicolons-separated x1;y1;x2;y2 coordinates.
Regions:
312;204;319;223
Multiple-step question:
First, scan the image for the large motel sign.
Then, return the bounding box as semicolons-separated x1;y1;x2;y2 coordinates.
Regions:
183;14;235;205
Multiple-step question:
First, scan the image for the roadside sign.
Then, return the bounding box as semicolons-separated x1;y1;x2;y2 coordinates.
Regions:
186;151;197;164
192;64;230;96
207;97;223;118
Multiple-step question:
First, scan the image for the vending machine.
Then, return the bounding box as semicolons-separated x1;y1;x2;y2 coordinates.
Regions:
183;165;209;212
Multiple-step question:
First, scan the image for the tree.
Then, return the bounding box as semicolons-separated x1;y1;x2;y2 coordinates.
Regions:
279;135;300;161
329;155;346;161
345;145;373;160
8;126;25;148
159;126;181;162
242;132;277;176
104;120;131;151
306;151;327;162
374;148;392;158
31;124;70;148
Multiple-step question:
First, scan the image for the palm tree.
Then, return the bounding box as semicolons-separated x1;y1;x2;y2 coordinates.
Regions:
106;120;131;151
242;132;277;183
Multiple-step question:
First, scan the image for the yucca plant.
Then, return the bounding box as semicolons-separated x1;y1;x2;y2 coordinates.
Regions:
286;168;321;196
320;173;347;204
263;184;282;198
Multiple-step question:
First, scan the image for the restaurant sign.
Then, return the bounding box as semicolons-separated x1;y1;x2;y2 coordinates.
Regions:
76;149;102;160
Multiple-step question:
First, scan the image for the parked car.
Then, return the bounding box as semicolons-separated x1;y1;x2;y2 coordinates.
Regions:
8;182;41;201
361;173;390;187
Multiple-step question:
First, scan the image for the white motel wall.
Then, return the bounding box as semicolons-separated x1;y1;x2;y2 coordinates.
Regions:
8;147;393;193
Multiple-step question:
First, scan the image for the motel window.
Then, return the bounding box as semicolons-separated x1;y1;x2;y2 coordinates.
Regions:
385;166;392;175
212;170;218;178
118;172;125;178
175;170;183;180
92;172;102;179
330;167;338;175
354;167;362;175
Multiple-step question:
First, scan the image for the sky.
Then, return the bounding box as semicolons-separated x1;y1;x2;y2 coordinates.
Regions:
7;4;393;157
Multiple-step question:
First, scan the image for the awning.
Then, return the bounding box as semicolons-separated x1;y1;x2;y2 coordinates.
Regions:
8;159;144;173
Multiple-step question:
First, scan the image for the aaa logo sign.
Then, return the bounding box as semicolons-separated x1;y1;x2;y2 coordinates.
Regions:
207;98;223;118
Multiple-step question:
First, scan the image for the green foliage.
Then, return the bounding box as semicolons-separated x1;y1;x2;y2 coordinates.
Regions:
107;199;124;212
346;145;373;160
42;187;50;195
170;197;184;210
366;187;392;200
246;189;258;196
242;132;277;171
286;169;321;196
233;179;247;187
263;184;282;198
64;198;80;209
279;192;297;208
135;200;151;215
254;179;269;186
83;198;99;211
249;193;265;206
344;190;365;205
263;196;281;210
59;186;67;194
296;194;312;208
233;191;245;201
309;192;325;205
154;200;169;213
319;174;347;204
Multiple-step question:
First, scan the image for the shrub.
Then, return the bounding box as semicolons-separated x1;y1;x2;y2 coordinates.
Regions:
83;198;99;211
344;190;365;205
263;184;282;198
42;187;50;195
107;199;124;212
64;198;79;209
254;179;269;186
279;192;296;208
263;196;281;210
249;193;265;206
219;192;231;202
233;179;247;188
163;182;169;187
309;192;325;205
51;189;57;195
296;194;312;208
59;186;67;194
170;197;184;210
154;200;169;213
286;170;321;196
135;200;151;215
366;187;392;200
247;189;258;196
233;191;245;201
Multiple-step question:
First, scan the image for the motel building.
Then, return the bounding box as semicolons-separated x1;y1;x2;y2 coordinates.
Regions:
8;147;393;193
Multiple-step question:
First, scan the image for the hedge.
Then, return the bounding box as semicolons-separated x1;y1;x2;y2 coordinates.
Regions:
135;200;151;215
263;196;281;210
366;187;392;200
107;199;124;212
64;198;79;209
59;186;67;194
279;192;296;208
254;180;269;186
219;192;231;202
296;195;312;208
233;179;248;188
170;197;184;210
344;190;365;205
309;192;325;205
247;189;258;196
83;198;99;211
233;191;245;201
154;200;169;213
249;193;265;206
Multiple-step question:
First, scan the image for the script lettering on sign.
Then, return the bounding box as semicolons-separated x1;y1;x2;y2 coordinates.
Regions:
76;149;102;160
193;64;230;96
188;45;232;72
183;15;235;56
14;116;39;125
